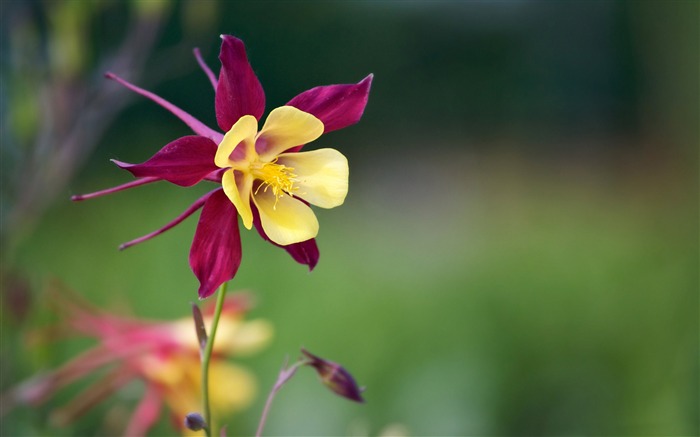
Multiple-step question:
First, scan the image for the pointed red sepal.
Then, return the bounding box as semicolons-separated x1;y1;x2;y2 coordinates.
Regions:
287;74;373;141
105;72;223;144
119;191;211;250
113;136;219;187
71;177;160;201
190;189;242;299
215;35;266;131
281;239;319;271
193;47;218;90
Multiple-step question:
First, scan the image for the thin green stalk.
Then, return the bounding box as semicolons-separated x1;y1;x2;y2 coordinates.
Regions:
202;281;228;437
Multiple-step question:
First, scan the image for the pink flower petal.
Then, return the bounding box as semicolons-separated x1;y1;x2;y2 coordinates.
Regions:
190;189;242;299
216;35;266;131
287;74;373;140
123;384;163;437
105;72;224;144
112;136;219;187
252;204;319;270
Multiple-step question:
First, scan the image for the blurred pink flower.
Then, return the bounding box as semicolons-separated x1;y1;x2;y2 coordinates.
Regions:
74;35;372;298
4;288;272;436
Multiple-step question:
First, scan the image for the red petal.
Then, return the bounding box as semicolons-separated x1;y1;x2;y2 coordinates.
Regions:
252;204;319;270
215;35;265;131
287;74;373;139
113;136;219;187
190;189;242;299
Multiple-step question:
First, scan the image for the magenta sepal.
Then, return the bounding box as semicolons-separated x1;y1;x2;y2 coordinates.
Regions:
216;35;266;131
282;239;319;271
251;204;319;270
190;189;242;299
119;191;213;250
193;47;218;90
71;177;160;201
105;72;223;144
112;136;219;187
287;74;373;140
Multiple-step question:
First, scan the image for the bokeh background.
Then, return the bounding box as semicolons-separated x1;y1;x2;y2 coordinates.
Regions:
1;1;698;435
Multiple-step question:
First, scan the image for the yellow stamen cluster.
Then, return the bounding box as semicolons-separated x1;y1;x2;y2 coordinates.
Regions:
252;159;298;208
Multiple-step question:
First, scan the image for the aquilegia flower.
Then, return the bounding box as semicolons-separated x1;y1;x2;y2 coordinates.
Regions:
73;35;372;298
5;287;272;436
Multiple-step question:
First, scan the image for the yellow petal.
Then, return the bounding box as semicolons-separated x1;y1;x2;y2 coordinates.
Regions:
256;106;324;161
221;169;253;229
154;356;202;423
175;360;256;437
208;362;257;413
140;355;187;386
215;318;274;356
277;148;349;209
215;115;258;168
253;188;319;245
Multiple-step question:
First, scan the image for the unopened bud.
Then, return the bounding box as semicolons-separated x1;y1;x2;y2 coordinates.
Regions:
301;348;365;403
184;412;207;431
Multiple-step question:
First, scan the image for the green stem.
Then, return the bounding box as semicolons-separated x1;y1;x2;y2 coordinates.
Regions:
202;281;228;437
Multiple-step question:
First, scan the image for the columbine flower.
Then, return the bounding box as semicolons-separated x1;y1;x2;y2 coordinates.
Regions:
4;287;272;437
73;35;372;298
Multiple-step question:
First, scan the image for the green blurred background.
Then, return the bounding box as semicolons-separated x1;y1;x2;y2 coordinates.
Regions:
1;1;698;435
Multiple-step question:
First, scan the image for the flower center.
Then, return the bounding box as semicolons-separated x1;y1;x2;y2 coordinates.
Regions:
251;159;298;207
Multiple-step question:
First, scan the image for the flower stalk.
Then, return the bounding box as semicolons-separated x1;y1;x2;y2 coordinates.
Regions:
255;349;364;436
255;358;309;437
201;281;229;437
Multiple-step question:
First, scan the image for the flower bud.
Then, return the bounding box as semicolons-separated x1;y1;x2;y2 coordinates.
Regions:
184;412;207;431
301;348;364;403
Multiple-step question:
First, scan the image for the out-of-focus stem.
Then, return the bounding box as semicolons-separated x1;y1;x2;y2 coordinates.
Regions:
255;359;309;437
201;281;228;437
